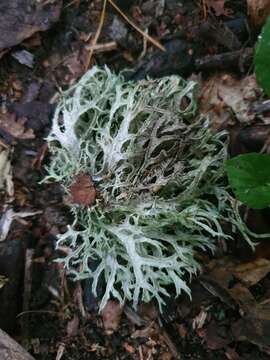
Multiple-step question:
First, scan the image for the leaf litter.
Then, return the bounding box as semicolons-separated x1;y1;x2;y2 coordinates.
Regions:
1;0;270;359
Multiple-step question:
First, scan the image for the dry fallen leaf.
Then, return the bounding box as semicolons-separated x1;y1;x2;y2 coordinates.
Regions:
233;258;270;287
228;283;256;313
200;276;236;309
232;303;270;355
247;0;270;27
63;49;89;84
122;342;135;353
208;0;232;17
67;174;97;207
0;112;35;140
203;321;231;350
199;74;259;130
131;322;156;339
176;323;188;339
101;300;123;334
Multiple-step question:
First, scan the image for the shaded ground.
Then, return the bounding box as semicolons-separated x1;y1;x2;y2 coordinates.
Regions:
1;0;270;359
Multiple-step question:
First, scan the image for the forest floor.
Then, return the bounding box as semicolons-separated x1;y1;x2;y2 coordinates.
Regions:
1;0;270;359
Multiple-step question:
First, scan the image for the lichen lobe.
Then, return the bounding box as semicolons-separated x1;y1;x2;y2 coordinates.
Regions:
46;66;252;311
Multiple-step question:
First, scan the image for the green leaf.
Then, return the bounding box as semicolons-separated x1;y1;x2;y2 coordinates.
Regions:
226;153;270;209
255;16;270;96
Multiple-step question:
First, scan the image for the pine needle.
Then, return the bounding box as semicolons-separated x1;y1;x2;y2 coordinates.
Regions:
85;0;108;70
108;0;166;52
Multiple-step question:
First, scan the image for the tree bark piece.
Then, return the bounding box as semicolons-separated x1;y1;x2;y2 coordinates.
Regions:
0;328;35;360
0;0;62;51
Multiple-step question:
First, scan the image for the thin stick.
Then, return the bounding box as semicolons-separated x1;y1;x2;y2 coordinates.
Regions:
86;41;117;53
108;0;166;52
64;0;80;9
17;310;61;317
85;0;108;70
201;0;208;18
21;248;34;336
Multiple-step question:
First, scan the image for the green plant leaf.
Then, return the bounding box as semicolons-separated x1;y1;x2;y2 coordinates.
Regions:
226;153;270;209
255;16;270;96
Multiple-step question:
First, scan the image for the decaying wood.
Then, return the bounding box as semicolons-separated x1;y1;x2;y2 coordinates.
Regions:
0;1;62;51
0;328;35;360
195;48;253;72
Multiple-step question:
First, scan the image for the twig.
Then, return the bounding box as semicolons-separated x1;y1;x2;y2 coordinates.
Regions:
0;139;8;148
63;0;80;9
108;0;165;52
74;282;86;318
23;249;34;314
85;0;108;70
138;28;148;60
85;41;117;53
17;310;61;317
138;345;144;360
201;0;208;18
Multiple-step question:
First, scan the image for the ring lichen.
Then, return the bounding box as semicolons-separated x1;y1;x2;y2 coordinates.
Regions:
45;66;254;311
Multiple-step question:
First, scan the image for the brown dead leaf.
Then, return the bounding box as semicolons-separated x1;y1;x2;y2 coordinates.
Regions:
208;0;232;17
101;300;123;334
160;352;173;360
131;322;156;339
233;258;270;287
231;298;270;354
139;302;159;321
253;300;270;321
122;342;135;353
67;174;97;207
247;0;270;27
206;259;235;287
228;283;256;313
200;276;236;309
0;112;35;140
22;33;42;48
203;321;231;350
176;323;188;339
232;310;270;354
63;49;89;84
225;347;241;360
199;74;259;130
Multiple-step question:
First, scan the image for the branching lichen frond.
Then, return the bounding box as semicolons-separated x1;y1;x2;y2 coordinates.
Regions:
46;66;254;311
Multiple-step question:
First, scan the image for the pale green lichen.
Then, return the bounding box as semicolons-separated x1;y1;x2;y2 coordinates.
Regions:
45;66;255;311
